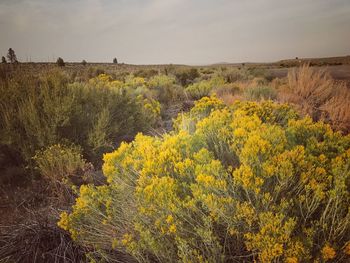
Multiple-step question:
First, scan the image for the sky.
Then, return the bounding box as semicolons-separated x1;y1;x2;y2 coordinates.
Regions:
0;0;349;64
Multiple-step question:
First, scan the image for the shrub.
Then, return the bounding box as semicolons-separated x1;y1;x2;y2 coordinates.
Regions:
174;68;200;87
146;75;185;105
0;70;74;162
279;64;350;134
59;99;350;262
281;64;334;119
247;67;273;81
221;68;251;83
211;83;240;98
211;84;241;105
243;86;277;101
34;144;86;186
134;69;158;79
0;70;160;172
320;83;350;134
173;96;226;133
185;77;225;100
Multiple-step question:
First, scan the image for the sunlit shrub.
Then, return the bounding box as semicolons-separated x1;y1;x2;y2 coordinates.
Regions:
59;98;350;262
88;73;123;90
185;77;225;100
280;64;333;119
173;96;226;133
34;144;87;200
125;75;146;89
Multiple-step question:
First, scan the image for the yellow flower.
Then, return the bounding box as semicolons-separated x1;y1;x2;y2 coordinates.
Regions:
166;215;174;224
322;244;336;260
121;233;133;246
196;174;215;186
57;212;69;231
343;241;350;255
169;224;177;233
285;257;298;263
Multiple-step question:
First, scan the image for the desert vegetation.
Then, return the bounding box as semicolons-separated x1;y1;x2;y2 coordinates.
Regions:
0;61;350;262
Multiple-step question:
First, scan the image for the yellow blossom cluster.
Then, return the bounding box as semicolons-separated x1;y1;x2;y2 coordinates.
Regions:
59;98;350;262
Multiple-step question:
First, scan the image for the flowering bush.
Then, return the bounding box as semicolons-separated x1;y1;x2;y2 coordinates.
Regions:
185;76;225;100
34;144;88;199
59;98;350;262
173;96;226;133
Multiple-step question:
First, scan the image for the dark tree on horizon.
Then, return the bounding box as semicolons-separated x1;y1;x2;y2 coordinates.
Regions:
82;59;87;66
113;57;118;64
1;56;6;64
7;48;18;63
56;57;65;67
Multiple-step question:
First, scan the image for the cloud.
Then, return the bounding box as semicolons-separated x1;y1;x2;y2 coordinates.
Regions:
0;0;349;64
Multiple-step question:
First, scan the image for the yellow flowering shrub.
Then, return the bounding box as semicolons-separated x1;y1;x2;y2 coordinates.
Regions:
34;144;87;194
59;98;350;262
173;96;226;133
185;76;225;100
88;73;123;91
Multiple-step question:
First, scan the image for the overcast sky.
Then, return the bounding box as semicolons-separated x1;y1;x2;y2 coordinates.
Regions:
0;0;349;64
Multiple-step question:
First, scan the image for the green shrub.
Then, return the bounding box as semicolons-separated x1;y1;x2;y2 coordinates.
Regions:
134;69;158;79
174;68;200;87
0;71;160;171
185;77;225;100
59;99;350;262
221;68;251;83
244;86;277;101
148;75;185;105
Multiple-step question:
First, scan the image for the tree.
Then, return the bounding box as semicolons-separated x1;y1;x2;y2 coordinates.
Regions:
56;57;65;67
7;48;18;63
113;58;118;64
82;60;87;66
1;56;6;64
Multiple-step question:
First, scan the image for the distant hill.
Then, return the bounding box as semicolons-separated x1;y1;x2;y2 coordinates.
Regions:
276;55;350;67
211;55;350;68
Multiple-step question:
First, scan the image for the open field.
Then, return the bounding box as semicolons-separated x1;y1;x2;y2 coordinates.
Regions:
1;59;350;262
268;64;350;83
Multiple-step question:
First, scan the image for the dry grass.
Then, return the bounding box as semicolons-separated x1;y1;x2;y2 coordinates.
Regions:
321;83;350;133
281;64;333;118
279;64;350;133
0;208;86;263
217;93;243;105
